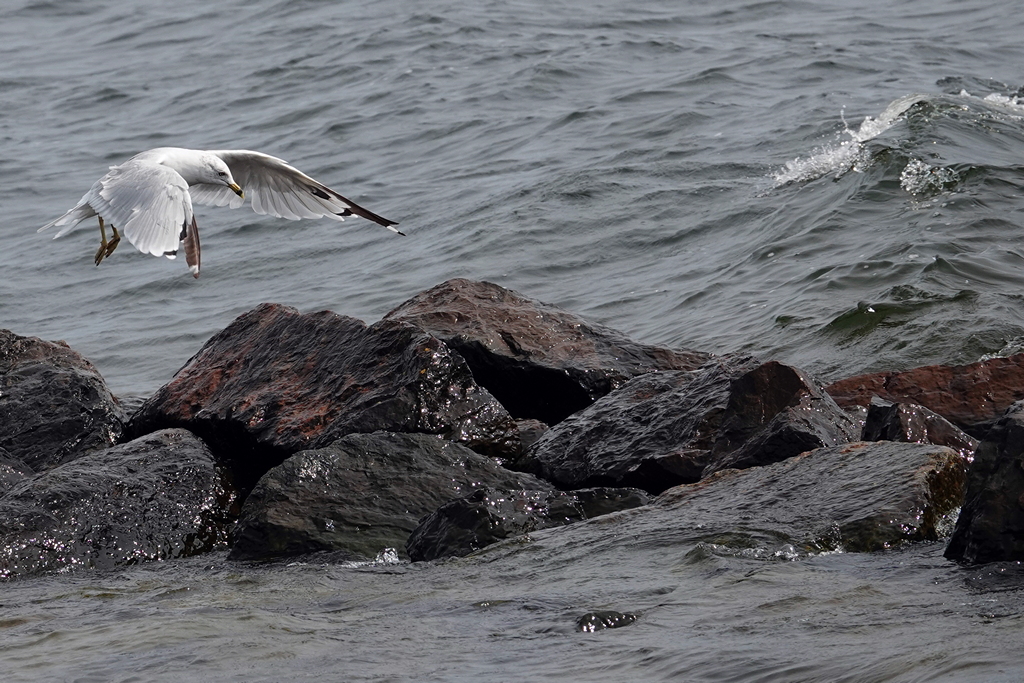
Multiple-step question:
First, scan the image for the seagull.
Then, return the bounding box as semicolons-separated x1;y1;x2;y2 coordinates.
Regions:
38;147;402;278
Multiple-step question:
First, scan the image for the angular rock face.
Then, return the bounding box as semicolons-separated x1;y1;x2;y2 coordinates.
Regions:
129;304;520;490
0;448;31;495
229;432;553;561
658;441;968;553
523;357;855;493
702;361;859;476
406;486;649;562
384;279;711;424
0;329;124;471
0;429;236;580
945;403;1024;564
862;399;979;461
825;353;1024;435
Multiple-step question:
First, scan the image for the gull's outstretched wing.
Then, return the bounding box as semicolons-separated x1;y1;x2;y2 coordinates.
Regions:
191;149;402;234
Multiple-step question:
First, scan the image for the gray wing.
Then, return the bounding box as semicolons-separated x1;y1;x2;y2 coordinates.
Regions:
69;159;193;258
192;149;401;233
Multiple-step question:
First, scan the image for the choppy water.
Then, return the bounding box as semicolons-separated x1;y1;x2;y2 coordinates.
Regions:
3;0;1024;680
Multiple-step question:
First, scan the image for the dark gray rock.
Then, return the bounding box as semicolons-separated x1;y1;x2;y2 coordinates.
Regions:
945;402;1024;564
576;611;638;632
863;398;979;461
229;432;553;561
406;486;649;562
128;303;520;492
384;279;711;424
0;429;236;580
0;447;31;494
701;361;860;476
0;329;124;471
657;441;967;553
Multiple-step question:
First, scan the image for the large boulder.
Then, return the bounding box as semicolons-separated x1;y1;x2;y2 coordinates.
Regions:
945;403;1024;564
383;279;711;424
0;429;236;580
406;486;649;562
228;431;553;561
0;329;125;471
129;303;520;490
656;441;968;553
826;353;1024;436
522;357;855;493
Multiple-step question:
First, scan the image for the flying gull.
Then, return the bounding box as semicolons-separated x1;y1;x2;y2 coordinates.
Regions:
38;147;401;277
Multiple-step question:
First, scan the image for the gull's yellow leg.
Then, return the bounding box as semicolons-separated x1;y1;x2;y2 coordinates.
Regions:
94;217;108;266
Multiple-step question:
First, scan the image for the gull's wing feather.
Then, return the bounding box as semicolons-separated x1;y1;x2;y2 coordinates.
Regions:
196;149;401;233
85;159;193;258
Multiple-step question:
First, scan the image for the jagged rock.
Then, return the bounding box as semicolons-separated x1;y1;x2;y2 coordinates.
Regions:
229;432;552;561
129;303;520;491
406;486;649;562
0;448;31;494
515;419;549;451
523;358;855;493
0;329;124;471
945;402;1024;564
826;353;1024;436
701;361;859;477
656;441;968;553
862;398;979;460
383;279;710;424
0;429;236;580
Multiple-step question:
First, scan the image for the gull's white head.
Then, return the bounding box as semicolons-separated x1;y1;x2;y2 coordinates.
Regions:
200;154;244;198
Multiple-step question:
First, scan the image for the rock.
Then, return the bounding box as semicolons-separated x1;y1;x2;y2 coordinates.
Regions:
0;429;236;580
515;419;549;451
384;279;710;424
576;611;638;632
862;398;979;461
825;353;1024;436
229;432;552;561
0;329;125;471
701;361;859;477
945;403;1024;564
406;486;649;562
523;357;856;493
657;441;967;553
0;448;31;495
129;303;520;491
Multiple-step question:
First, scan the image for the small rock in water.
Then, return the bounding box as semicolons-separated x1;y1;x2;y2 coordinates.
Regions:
576;610;638;632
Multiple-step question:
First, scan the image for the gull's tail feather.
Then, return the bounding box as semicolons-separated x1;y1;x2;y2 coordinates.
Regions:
38;203;97;238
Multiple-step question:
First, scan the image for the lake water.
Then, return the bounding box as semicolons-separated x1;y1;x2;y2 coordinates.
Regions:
2;0;1024;680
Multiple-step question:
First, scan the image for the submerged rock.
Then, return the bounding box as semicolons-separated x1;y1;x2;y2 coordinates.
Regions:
406;486;649;562
0;329;124;472
229;432;552;561
945;403;1024;564
576;611;638;632
384;279;710;424
657;441;968;553
826;353;1024;436
862;398;978;461
129;303;519;490
523;358;855;493
0;429;236;580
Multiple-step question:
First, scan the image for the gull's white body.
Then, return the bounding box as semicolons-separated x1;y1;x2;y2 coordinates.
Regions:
38;147;400;277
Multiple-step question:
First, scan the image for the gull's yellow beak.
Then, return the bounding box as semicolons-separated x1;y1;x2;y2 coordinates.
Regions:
229;183;244;198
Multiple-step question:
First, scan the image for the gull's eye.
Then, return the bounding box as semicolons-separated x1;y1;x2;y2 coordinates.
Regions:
217;171;227;177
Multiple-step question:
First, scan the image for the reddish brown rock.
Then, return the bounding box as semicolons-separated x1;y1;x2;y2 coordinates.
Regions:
129;303;519;488
826;354;1024;434
0;329;125;472
862;399;979;461
383;279;711;424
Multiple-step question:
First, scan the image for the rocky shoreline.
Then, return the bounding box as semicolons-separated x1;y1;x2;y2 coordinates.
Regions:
1;278;1022;580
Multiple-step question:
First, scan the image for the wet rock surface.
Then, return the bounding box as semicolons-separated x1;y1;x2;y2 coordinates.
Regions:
0;329;124;472
945;403;1024;564
826;353;1024;436
384;279;711;424
0;429;235;580
229;432;552;561
862;398;979;460
406;486;649;562
656;441;968;553
129;303;519;491
523;358;855;493
576;610;638;632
